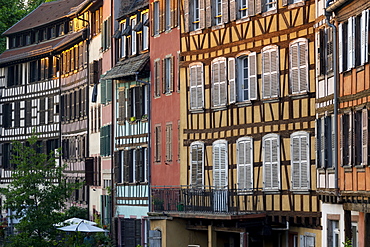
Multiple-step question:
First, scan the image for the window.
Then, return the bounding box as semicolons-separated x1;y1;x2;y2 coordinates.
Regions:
2;103;11;128
155;125;162;162
165;0;171;30
101;79;112;105
237;137;253;191
263;0;276;12
142;12;149;50
214;0;222;25
190;141;204;187
153;1;160;35
263;134;280;190
120;148;147;183
189;63;204;110
128;86;147;120
317;28;333;76
165;123;172;162
238;0;248;19
352;222;358;247
300;234;315;247
120;219;146;246
131;17;137;55
230;53;257;103
290;39;308;94
262;46;279;99
25;100;32;127
100;125;111;157
327;220;340;247
120;21;126;58
7;64;22;87
154;59;161;97
316;115;334;168
340;112;352;166
190;0;201;31
213;140;228;189
291;132;310;190
211;57;227;107
14;102;20;128
163;57;173;94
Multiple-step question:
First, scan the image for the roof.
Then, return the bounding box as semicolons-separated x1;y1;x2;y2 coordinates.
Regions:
103;53;149;80
0;30;85;66
118;0;148;20
3;0;90;35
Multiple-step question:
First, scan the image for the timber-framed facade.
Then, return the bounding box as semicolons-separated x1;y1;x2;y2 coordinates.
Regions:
150;0;321;245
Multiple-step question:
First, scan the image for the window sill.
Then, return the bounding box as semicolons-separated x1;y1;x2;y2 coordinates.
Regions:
190;108;204;113
355;165;366;172
262;97;279;103
317;167;326;173
262;9;277;17
326;167;336;173
236;17;251;24
237;190;253;195
190;29;202;36
211;24;225;31
288;1;305;9
212;105;227;111
289;92;309;100
236;101;253;107
290;190;310;194
263;190;280;194
356;65;365;72
343;69;352;77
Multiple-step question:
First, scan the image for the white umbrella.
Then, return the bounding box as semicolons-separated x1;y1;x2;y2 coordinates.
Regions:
57;221;108;232
54;217;97;227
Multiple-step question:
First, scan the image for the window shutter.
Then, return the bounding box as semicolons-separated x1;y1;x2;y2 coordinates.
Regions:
362;108;368;165
339;23;343;73
213;141;228;189
118;88;126;123
271;48;279;97
255;0;262;15
230;0;236;21
340;114;344;166
282;0;288;6
159;0;165;33
291;136;300;189
151;3;156;35
106;79;112;102
205;0;212;28
101;80;106;104
162;59;166;94
316;31;321;76
348;17;354;70
197;65;204;108
262;50;270;99
222;0;229;24
248;0;255;16
361;10;369;65
219;59;227;105
331;115;335;168
228;58;236;104
320;117;325;168
327;28;333;72
237;138;253;190
190;142;204;187
171;0;178;28
190;66;197;109
149;230;162;247
249;52;258;100
271;137;279;189
290;42;299;94
212;61;219;106
170;56;174;92
199;0;206;29
263;138;272;189
299;40;308;92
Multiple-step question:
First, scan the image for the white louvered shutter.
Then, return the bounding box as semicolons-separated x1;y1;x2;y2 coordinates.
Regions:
299;40;308;92
220;59;227;105
222;0;229;24
263;139;272;189
315;119;321;167
196;65;204;108
290;42;299;94
316;31;321;76
339;23;343;73
190;142;204;187
189;66;197;109
237;138;253;191
249;52;258;100
348;17;354;70
362;108;368;165
205;0;212;28
262;50;270;99
213;141;228;189
228;58;236;104
199;0;205;29
271;137;279;189
320;117;326;168
291;135;300;189
271;48;279;97
361;10;369;65
291;133;309;190
212;61;219;106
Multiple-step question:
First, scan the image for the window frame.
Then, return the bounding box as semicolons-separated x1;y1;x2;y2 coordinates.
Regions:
290;131;310;191
262;133;280;191
236;137;254;192
289;38;309;94
153;1;160;35
189;62;204;110
190;141;205;187
262;45;280;99
214;0;223;25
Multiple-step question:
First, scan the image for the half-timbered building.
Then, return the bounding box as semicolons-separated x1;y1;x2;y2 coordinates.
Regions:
317;0;370;246
107;0;151;245
150;0;321;245
0;0;90;217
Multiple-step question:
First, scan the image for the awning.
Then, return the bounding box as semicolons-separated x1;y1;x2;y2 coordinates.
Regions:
103;52;149;80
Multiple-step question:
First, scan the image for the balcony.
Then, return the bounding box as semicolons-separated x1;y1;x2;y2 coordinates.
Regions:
151;186;321;226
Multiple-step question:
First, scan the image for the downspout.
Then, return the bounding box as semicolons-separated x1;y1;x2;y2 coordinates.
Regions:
325;0;338;191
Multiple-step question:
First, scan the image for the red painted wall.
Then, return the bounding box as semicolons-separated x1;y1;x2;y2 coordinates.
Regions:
150;19;181;186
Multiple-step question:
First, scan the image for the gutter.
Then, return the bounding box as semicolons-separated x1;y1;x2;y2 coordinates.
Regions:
325;0;350;13
325;0;338;191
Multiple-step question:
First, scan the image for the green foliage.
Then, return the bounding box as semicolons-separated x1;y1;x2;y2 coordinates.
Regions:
0;134;81;247
343;238;352;247
63;206;88;221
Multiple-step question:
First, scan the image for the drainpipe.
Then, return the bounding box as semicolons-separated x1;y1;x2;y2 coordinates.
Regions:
325;0;338;191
